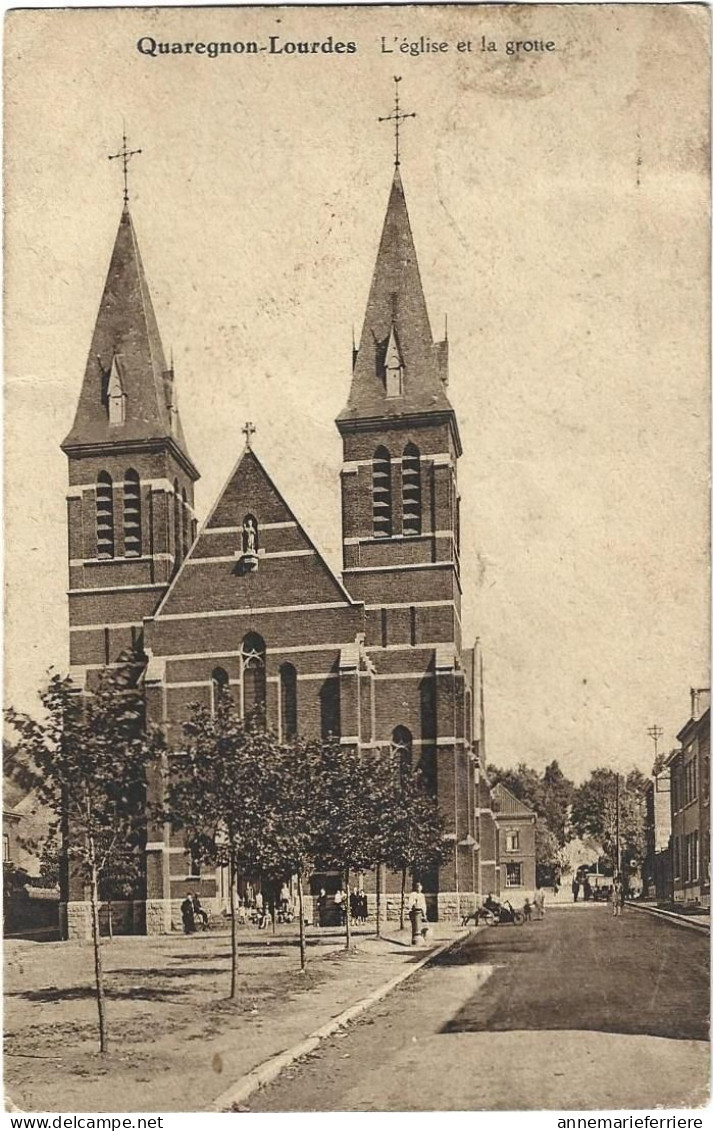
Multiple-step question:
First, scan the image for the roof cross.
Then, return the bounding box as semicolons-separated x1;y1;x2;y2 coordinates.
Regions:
108;131;143;205
242;421;256;448
378;77;416;168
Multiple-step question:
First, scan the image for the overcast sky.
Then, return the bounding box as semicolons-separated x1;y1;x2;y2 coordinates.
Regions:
4;4;709;781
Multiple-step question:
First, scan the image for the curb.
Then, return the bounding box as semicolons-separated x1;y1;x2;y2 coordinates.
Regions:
210;928;471;1112
624;901;710;935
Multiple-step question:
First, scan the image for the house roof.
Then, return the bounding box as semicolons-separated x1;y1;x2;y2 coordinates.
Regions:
493;781;536;818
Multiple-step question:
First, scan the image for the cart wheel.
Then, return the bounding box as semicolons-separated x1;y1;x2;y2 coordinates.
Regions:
513;912;525;926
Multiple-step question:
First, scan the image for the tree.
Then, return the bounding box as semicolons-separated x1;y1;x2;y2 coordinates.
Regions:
570;767;648;872
487;759;575;848
382;765;453;930
313;740;378;951
165;697;279;998
5;658;150;1053
253;735;323;972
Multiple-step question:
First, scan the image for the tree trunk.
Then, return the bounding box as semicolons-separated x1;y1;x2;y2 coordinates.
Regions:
296;870;306;972
229;852;239;1000
376;862;382;938
88;846;108;1054
345;867;351;951
107;900;113;942
400;866;407;931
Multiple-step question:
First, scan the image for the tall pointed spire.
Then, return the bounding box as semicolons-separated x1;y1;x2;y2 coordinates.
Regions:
338;168;454;429
62;206;197;476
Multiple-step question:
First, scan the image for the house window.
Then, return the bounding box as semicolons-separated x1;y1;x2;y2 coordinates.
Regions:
211;667;229;714
123;470;142;557
242;632;266;721
402;443;421;536
372;448;392;538
189;847;201;879
506;831;520;853
409;606;417;647
96;472;115;559
280;663;298;739
505;863;522;887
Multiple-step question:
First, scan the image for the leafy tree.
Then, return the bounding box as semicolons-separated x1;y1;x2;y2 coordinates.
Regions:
252;735;323;972
5;658;150;1053
570;767;648;871
382;765;453;930
313;740;378;951
165;697;280;998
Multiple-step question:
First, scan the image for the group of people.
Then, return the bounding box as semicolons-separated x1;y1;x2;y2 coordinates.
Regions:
523;888;546;921
326;886;368;926
180;892;209;934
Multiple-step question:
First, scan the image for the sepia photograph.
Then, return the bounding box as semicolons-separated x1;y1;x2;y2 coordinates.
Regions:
3;2;710;1116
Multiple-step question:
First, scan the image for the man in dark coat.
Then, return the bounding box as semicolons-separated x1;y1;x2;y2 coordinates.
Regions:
181;893;196;934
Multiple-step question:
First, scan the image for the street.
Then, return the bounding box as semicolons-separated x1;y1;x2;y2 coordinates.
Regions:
249;906;710;1111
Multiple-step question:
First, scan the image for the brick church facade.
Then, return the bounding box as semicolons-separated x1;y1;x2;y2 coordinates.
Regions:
60;156;500;935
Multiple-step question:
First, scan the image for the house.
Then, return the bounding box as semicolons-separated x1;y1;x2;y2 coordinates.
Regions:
492;783;536;894
667;688;710;907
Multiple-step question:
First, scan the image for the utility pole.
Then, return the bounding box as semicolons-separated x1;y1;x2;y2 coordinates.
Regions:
615;772;621;877
647;724;664;766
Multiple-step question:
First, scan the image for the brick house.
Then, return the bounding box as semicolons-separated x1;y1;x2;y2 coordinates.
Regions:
59;154;498;935
492;783;536;894
642;769;672;901
667;688;710;908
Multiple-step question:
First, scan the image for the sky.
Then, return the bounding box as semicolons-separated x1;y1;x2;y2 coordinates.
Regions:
4;4;709;782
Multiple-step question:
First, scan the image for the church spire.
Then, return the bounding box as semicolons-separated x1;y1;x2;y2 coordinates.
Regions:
337;166;455;437
61;205;197;477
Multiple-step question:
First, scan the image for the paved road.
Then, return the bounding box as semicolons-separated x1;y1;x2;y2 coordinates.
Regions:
249;906;709;1111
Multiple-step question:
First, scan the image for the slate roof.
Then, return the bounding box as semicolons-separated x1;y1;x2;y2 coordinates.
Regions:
61;206;196;473
338;169;456;429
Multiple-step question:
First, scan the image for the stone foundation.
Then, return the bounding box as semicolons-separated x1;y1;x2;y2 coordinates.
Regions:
146;898;173;935
61;900;93;940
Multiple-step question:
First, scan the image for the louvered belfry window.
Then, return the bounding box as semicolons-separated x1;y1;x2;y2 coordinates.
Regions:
96;472;115;559
372;447;392;538
123;470;142;557
402;443;422;536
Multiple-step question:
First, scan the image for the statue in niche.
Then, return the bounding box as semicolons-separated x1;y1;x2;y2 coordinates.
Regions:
242;516;258;554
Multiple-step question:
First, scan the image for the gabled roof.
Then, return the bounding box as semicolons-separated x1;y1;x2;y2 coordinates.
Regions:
153;444;360;623
493;781;536;818
61;206;197;477
338;169;457;439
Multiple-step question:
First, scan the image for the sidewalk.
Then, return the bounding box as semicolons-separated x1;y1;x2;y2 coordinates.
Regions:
5;922;466;1113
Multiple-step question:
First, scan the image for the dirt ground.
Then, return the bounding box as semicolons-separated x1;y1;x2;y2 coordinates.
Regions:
5;924;437;1113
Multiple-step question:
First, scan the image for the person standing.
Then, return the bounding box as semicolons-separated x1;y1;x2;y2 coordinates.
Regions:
611;875;624;917
334;887;346;925
316;887;327;927
181;893;195;934
534;886;546;919
408;882;427;945
572;877;580;903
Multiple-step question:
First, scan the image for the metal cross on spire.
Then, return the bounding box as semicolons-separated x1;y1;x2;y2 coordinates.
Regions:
108;131;143;205
378;76;416;168
242;421;256;448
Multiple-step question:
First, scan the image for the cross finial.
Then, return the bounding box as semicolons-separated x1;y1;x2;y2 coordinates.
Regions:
378;77;416;168
108;130;142;205
242;421;256;448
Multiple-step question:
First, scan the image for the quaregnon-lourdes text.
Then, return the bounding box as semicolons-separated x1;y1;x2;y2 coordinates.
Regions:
136;35;358;57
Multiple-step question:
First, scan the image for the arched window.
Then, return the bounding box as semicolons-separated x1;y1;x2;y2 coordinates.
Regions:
280;663;298;740
182;488;190;559
123;469;142;557
402;443;421;536
173;478;183;568
211;667;229;714
242;632;266;721
391;726;413;779
96;472;115;559
372;447;392;538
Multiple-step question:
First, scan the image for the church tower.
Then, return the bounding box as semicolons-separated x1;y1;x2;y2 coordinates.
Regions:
61;164;199;685
337;100;480;919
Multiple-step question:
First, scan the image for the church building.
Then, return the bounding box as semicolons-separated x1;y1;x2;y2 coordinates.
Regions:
60;124;499;936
